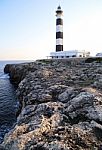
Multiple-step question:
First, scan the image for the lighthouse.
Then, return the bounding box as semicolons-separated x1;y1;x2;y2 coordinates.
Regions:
56;5;63;52
50;5;90;58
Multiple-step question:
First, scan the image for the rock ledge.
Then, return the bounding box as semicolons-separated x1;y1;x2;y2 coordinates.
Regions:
1;59;102;150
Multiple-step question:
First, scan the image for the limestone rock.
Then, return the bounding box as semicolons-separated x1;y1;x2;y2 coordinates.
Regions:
2;59;102;149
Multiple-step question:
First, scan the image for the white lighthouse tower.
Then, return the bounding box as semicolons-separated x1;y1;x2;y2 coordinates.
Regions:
56;5;63;52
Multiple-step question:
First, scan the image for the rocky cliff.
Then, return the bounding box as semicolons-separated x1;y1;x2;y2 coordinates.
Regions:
1;58;102;150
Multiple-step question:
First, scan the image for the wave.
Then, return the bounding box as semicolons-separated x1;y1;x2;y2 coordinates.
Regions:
0;73;9;79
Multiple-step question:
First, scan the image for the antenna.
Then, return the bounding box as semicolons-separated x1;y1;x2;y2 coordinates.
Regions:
59;0;63;9
57;0;61;7
59;0;61;6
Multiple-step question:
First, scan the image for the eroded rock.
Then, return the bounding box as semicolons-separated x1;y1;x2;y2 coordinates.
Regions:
2;59;102;150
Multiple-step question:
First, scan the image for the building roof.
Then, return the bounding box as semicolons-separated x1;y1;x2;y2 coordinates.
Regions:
57;5;61;10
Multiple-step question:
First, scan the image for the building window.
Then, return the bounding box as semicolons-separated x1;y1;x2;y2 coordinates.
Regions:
72;55;76;57
66;56;69;58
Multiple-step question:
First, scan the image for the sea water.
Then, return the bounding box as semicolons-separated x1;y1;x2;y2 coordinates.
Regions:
0;60;28;143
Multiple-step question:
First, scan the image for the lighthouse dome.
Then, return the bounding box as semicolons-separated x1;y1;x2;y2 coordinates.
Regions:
56;5;63;14
58;5;61;10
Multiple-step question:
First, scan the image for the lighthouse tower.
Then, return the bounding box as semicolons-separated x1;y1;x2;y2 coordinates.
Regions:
50;5;90;59
56;5;63;52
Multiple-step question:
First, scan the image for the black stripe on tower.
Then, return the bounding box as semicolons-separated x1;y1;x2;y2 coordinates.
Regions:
56;18;63;25
56;45;63;52
56;32;63;39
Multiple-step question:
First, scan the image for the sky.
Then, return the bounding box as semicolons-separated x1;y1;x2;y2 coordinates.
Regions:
0;0;102;60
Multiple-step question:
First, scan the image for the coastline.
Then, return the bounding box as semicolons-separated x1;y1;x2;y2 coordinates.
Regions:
1;58;102;150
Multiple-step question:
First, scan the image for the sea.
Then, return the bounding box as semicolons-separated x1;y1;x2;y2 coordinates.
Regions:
0;60;30;144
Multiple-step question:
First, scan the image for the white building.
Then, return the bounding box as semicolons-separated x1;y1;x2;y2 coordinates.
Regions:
50;50;90;59
96;53;102;57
